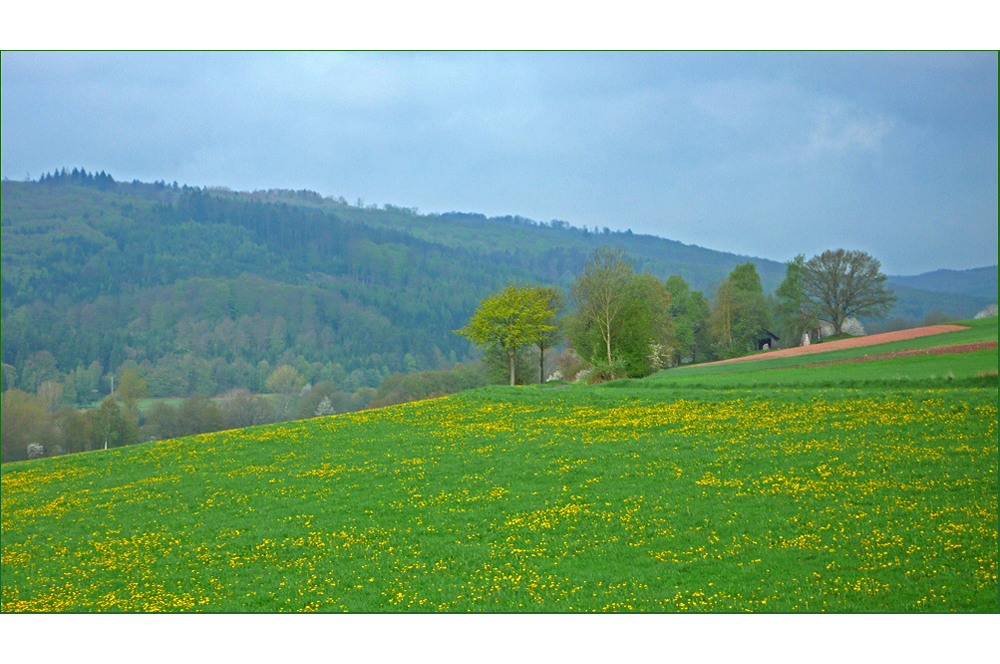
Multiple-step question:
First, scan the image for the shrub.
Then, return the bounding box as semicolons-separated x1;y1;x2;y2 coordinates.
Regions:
586;355;628;384
554;348;590;383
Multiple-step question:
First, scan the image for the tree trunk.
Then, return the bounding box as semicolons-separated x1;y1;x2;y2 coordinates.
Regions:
604;322;612;365
539;347;545;384
508;348;516;386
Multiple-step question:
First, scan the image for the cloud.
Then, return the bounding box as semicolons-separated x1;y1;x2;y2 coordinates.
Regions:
807;106;895;154
1;51;995;274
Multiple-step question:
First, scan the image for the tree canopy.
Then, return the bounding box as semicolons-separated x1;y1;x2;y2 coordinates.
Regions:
532;285;566;384
455;284;557;386
802;249;897;334
709;262;772;359
775;254;818;346
569;249;675;378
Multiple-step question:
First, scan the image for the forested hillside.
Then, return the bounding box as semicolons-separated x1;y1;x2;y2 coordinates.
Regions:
1;170;786;399
2;169;993;404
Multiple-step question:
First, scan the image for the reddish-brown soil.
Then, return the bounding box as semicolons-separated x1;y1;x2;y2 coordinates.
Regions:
704;324;972;367
797;341;998;368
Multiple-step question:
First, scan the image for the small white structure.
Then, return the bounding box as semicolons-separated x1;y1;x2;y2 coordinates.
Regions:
819;317;865;337
975;304;998;319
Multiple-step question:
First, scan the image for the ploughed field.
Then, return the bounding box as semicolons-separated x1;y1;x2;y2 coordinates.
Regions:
2;322;997;612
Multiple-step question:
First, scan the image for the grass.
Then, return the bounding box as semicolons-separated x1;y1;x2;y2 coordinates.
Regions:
658;318;997;380
2;320;996;613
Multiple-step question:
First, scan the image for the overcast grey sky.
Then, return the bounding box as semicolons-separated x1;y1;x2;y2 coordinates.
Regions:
2;51;996;275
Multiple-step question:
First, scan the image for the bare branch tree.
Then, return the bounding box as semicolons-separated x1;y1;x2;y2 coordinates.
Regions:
802;249;897;334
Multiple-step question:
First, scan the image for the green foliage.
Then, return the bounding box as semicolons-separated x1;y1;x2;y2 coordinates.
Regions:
571;270;674;378
370;363;488;408
481;345;536;386
774;254;817;347
222;389;277;428
709;263;772;359
2;175;985;409
567;256;677;378
1;389;56;462
456;284;556;386
532;285;566;384
266;365;306;419
87;396;138;450
584;354;629;384
116;368;147;412
570;246;636;366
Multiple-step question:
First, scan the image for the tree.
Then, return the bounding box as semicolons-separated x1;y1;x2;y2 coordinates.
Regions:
570;246;636;367
614;273;673;375
143;401;182;441
37;380;64;414
775;254;818;346
569;271;673;378
709;262;771;359
456;284;556;387
87;396;137;450
482;343;535;386
117;368;148;413
802;249;897;334
177;394;225;435
222;388;275;428
266;364;305;419
664;276;713;365
1;389;56;462
532;286;566;383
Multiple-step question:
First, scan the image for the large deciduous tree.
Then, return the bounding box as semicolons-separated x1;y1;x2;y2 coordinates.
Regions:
456;284;557;386
802;249;897;334
266;364;305;418
665;275;713;365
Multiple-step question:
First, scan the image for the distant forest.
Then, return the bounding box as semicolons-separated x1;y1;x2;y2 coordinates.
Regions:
3;170;579;400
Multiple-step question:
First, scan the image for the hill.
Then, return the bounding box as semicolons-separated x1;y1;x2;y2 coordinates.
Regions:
872;282;994;326
888;266;998;301
2;170;993;404
0;171;784;402
2;318;995;612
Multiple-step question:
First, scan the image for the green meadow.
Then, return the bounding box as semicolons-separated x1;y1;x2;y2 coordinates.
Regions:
2;320;996;613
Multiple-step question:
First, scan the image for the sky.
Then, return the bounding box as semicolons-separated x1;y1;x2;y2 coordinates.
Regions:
2;50;997;276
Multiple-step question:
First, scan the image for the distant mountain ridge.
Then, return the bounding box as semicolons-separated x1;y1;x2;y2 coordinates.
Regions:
888;266;998;301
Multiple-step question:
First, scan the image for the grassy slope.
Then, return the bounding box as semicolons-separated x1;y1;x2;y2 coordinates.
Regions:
1;322;997;613
656;319;998;380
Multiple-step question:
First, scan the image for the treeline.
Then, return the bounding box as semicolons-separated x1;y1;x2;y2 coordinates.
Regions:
0;356;495;462
461;247;900;387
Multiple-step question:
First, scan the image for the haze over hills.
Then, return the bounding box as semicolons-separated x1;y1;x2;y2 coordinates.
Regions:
887;267;998;301
1;170;995;402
